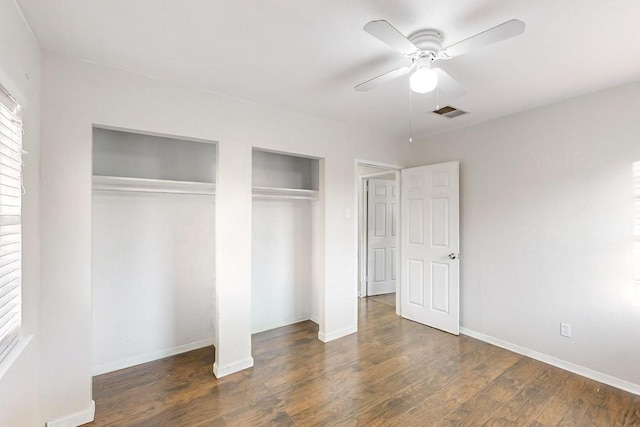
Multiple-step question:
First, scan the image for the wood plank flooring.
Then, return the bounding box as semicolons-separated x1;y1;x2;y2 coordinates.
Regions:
85;298;640;426
367;293;396;309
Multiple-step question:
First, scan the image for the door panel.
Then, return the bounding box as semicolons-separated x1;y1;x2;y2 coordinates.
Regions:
367;179;398;296
390;247;397;281
431;198;449;247
374;203;386;236
408;259;424;306
408;199;423;244
373;248;386;281
400;162;460;335
431;262;450;313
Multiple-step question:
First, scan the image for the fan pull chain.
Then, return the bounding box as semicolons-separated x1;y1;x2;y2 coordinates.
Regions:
409;86;413;143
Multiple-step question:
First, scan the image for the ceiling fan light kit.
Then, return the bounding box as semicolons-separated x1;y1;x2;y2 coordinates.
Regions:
410;67;438;93
355;18;526;97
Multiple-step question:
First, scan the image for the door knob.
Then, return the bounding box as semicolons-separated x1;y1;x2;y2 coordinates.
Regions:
448;253;459;260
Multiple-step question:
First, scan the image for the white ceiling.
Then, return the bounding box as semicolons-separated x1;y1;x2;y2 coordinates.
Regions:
16;0;640;140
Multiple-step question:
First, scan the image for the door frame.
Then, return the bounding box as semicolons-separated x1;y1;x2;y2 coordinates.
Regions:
355;160;402;315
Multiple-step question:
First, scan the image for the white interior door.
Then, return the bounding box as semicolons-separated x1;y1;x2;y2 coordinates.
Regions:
400;162;460;335
367;178;398;296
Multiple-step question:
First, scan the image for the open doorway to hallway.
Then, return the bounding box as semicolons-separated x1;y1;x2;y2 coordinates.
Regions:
357;162;400;313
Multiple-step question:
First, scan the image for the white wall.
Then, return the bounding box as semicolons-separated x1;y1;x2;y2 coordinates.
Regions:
92;192;215;374
253;150;317;190
0;1;41;426
39;52;406;422
93;127;217;182
252;199;313;332
213;140;253;377
409;82;640;390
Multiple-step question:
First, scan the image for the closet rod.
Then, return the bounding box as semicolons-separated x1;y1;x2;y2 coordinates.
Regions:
92;175;215;195
93;187;215;196
252;194;317;201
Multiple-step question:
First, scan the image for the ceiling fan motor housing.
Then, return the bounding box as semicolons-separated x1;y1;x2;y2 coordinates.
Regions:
408;29;444;58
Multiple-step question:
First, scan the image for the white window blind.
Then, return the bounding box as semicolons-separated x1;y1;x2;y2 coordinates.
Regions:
0;88;23;363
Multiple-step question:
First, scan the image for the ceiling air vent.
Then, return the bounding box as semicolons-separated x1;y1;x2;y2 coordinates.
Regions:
433;105;468;118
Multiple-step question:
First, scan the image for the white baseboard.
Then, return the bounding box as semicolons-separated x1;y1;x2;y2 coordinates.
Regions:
309;315;319;325
367;283;396;296
318;324;357;343
92;338;215;376
213;356;254;378
460;327;640;396
46;400;95;427
251;315;311;334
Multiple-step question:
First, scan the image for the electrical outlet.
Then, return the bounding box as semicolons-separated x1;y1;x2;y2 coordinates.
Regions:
560;322;572;338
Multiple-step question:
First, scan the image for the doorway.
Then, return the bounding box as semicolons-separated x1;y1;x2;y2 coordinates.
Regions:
356;160;461;335
357;162;401;313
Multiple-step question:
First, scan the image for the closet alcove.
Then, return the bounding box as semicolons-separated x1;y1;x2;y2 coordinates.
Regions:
251;149;320;333
91;127;216;375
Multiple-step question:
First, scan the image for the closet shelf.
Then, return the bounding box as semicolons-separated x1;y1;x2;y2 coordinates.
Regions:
92;175;216;195
252;186;319;201
92;177;318;200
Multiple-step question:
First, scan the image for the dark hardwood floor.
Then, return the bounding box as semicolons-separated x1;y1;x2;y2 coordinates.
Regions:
85;298;640;426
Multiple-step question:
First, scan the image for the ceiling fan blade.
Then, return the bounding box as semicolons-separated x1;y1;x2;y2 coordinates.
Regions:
355;66;413;92
364;20;420;56
441;19;525;58
434;68;467;98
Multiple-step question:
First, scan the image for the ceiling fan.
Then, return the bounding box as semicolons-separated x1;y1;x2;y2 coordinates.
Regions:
355;19;525;97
